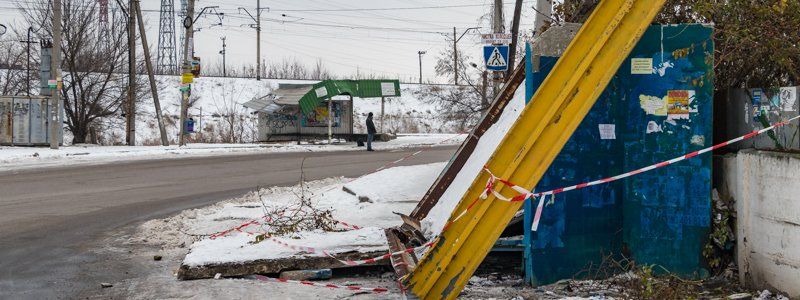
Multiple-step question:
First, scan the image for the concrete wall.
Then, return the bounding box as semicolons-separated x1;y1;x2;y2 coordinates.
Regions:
721;149;800;298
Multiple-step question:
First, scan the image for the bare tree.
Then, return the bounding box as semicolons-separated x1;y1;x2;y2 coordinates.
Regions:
416;47;488;131
210;82;253;143
0;33;29;95
309;59;333;80
204;58;335;81
21;0;146;144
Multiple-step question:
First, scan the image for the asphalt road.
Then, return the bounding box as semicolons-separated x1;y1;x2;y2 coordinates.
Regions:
0;146;457;299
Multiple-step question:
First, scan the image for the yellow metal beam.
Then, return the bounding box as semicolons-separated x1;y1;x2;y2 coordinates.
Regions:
403;0;666;299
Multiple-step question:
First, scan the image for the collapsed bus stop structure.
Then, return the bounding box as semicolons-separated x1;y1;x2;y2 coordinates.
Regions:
244;80;400;142
386;1;716;295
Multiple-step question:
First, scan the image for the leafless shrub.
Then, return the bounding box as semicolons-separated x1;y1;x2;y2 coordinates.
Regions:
252;158;336;239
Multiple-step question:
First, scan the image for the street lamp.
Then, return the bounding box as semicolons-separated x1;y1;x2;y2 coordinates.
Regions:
417;50;426;84
446;27;480;85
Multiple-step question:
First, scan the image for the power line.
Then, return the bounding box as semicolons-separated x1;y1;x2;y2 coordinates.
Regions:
265;2;526;12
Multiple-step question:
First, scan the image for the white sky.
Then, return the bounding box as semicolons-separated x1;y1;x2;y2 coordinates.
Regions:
0;0;543;83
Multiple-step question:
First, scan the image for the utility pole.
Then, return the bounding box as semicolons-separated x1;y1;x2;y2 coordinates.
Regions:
507;0;523;77
481;70;488;108
219;36;226;77
534;0;553;36
453;27;457;85
491;0;504;96
180;0;195;146
256;0;261;80
127;0;136;146
239;3;265;80
493;0;504;34
134;0;169;146
417;50;425;84
50;0;62;149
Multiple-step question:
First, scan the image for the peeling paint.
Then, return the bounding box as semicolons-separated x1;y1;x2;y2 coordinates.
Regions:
441;267;465;299
655;61;674;76
646;121;663;133
690;135;705;146
639;94;668;116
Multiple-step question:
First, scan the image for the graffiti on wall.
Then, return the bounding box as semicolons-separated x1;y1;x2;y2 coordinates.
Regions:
267;112;297;130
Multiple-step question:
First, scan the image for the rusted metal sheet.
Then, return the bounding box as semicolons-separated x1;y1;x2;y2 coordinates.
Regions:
0;97;12;144
0;96;51;146
12;98;31;145
29;97;49;145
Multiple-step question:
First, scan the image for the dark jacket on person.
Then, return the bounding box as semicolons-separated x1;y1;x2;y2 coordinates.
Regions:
366;115;377;134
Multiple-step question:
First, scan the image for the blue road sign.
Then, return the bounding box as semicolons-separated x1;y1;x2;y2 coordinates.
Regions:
484;45;509;71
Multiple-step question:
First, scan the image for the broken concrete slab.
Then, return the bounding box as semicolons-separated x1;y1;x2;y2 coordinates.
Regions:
279;269;332;281
177;250;388;280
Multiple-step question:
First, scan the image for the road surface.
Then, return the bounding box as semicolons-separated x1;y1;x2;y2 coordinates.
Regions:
0;146;457;299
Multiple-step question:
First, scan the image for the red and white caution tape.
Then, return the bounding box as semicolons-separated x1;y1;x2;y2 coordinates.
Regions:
209;218;267;239
252;275;391;293
209;216;431;267
440;116;800;234
262;233;435;266
332;219;363;230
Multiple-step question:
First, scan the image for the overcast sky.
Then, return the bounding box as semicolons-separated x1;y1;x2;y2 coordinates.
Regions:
0;0;543;83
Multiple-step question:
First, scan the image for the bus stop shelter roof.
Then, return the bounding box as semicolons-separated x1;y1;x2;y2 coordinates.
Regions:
244;80;402;115
242;84;313;113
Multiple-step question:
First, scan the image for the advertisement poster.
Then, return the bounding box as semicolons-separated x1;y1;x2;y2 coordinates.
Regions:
304;102;341;127
667;90;691;119
780;87;797;112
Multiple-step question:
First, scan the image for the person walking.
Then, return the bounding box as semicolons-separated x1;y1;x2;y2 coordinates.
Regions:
366;112;376;151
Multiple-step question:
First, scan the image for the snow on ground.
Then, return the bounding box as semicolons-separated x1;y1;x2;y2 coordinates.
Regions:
351;83;461;134
0;134;463;172
134;162;446;268
96;76;459;145
421;84;527;238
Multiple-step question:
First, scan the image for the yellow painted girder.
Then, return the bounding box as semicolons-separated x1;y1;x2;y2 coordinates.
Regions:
403;0;667;299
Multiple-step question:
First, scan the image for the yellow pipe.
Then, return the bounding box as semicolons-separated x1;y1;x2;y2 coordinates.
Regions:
404;0;666;299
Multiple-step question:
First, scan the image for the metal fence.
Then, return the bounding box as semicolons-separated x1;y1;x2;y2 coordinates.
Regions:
717;87;800;151
0;96;56;146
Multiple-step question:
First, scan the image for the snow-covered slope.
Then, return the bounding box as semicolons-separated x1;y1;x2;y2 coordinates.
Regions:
97;76;461;145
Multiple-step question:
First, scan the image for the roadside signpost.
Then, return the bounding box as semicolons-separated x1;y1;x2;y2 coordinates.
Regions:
480;33;512;45
483;45;510;72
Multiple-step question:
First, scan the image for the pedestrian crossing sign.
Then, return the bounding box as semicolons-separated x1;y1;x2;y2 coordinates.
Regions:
483;45;509;71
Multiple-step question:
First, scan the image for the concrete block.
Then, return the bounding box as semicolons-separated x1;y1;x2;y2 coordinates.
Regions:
721;150;800;299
